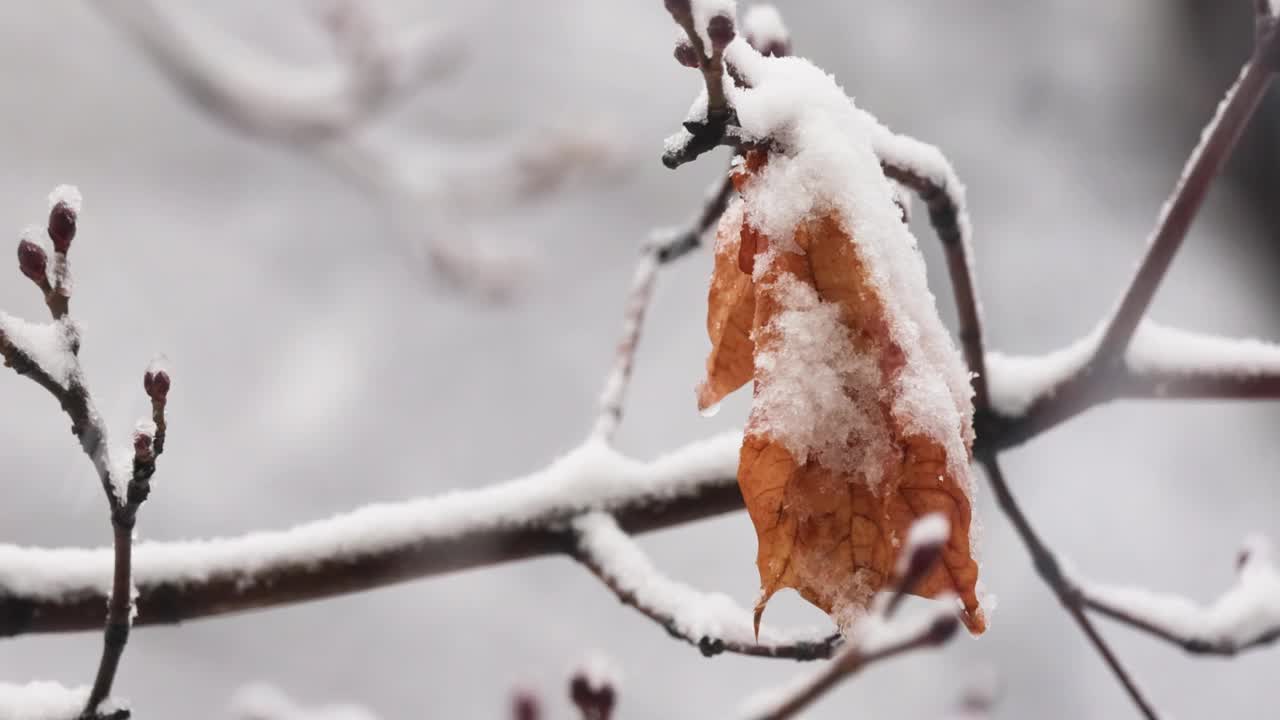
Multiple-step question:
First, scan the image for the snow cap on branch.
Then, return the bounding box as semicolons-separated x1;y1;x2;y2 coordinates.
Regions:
0;682;125;720
743;4;789;56
144;355;171;402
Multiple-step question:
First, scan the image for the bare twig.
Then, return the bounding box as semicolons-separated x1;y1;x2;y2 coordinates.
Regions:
977;453;1160;720
744;614;957;720
592;173;734;440
747;599;957;717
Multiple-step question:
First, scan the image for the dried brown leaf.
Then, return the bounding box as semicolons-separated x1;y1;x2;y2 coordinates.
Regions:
701;150;984;635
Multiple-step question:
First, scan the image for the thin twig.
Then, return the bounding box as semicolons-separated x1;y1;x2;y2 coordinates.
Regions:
1084;592;1280;657
745;613;959;720
978;453;1160;720
592;173;734;440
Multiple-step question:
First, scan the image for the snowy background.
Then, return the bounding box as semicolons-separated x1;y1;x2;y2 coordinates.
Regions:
2;1;1279;718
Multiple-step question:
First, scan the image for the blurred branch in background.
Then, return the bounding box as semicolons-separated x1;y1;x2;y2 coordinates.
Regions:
92;0;624;298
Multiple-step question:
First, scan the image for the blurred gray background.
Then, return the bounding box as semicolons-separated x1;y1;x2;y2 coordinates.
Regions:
2;1;1279;718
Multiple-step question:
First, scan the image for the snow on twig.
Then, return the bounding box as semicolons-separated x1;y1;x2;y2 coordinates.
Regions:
985;320;1280;419
0;682;125;720
0;433;742;628
573;512;838;660
1081;535;1280;656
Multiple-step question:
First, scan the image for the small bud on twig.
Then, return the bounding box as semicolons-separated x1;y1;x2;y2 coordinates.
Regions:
512;690;541;720
133;429;154;460
569;670;616;720
706;14;735;50
144;369;171;402
48;204;76;254
673;40;700;68
17;239;49;287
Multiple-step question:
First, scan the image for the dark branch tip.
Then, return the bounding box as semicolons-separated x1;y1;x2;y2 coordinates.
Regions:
925;613;961;645
512;690;541;720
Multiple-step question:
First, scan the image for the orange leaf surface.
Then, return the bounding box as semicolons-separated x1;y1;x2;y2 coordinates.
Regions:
702;150;985;635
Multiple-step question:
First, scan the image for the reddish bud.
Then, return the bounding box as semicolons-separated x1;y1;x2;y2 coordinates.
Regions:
569;674;615;719
706;14;735;50
673;40;700;68
17;239;48;285
512;691;541;720
133;431;153;457
144;370;171;401
48;202;76;254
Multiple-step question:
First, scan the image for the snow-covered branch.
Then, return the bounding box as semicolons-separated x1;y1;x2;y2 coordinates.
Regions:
876;134;987;409
1081;535;1280;656
230;684;379;720
0;434;742;637
0;682;125;720
985;320;1280;447
93;0;622;296
573;512;840;660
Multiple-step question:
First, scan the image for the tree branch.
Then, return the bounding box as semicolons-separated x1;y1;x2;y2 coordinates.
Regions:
1094;14;1280;361
977;453;1161;720
880;154;988;409
572;512;841;660
1079;534;1280;657
0;434;745;638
